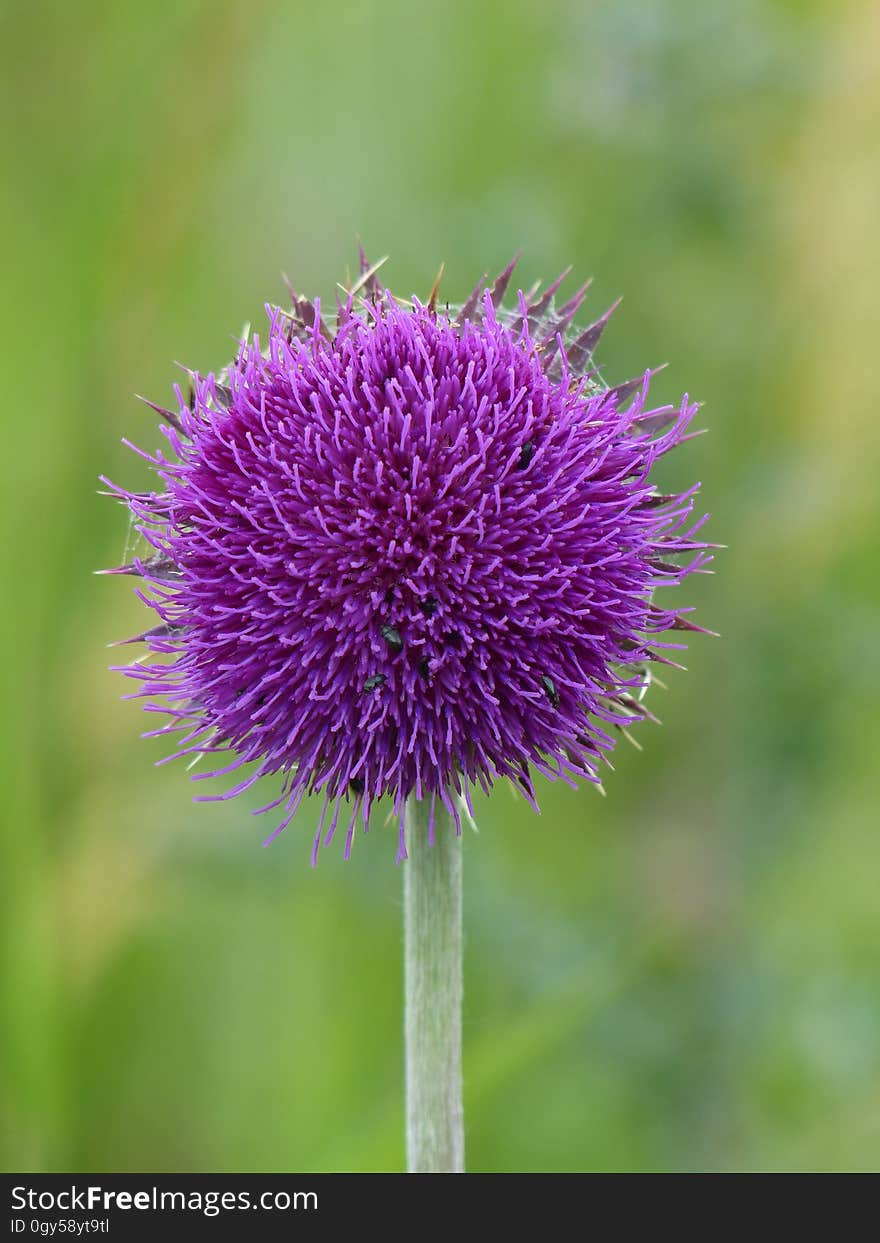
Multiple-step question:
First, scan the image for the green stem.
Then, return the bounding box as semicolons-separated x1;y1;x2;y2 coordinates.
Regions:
404;798;464;1173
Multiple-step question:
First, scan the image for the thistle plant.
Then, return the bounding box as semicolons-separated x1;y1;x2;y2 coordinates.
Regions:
103;253;711;1173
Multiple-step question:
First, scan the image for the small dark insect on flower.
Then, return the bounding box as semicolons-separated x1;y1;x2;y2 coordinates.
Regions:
540;675;560;710
103;253;712;864
517;441;535;470
380;624;403;654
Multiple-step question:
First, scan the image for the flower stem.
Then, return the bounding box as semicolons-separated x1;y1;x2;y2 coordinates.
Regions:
404;799;464;1173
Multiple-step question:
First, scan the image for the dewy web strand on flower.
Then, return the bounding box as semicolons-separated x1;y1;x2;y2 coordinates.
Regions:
103;254;712;861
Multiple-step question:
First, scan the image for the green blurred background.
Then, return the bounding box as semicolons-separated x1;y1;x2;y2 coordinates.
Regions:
2;0;879;1173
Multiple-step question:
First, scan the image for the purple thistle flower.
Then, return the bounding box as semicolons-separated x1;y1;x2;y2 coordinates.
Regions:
103;257;711;863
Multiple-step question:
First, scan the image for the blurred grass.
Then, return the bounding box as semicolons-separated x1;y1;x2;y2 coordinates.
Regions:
1;0;879;1172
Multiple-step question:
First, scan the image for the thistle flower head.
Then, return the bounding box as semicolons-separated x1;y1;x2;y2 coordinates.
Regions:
104;255;711;862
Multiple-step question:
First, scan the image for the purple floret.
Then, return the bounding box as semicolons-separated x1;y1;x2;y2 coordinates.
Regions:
105;259;710;862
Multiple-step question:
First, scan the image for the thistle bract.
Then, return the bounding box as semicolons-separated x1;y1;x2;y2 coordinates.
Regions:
105;257;710;862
